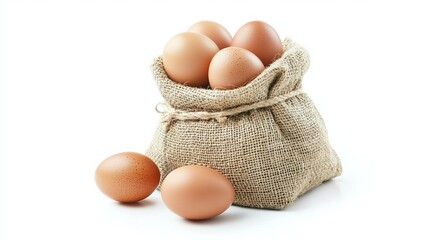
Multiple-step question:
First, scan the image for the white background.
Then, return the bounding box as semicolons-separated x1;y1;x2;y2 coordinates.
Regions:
2;0;429;239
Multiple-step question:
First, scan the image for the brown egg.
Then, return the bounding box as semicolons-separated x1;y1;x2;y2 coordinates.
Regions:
95;152;160;203
161;165;235;220
209;47;265;90
188;21;232;49
231;21;283;66
163;32;219;88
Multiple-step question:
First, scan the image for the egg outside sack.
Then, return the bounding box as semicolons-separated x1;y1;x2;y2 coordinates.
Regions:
95;152;160;203
160;165;235;220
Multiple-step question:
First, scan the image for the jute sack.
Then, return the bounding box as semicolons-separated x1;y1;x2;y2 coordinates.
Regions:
147;38;342;209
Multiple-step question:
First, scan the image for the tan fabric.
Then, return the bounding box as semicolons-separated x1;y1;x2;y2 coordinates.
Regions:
146;38;342;209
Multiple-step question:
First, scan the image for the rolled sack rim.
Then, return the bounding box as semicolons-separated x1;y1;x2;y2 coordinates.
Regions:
151;38;310;111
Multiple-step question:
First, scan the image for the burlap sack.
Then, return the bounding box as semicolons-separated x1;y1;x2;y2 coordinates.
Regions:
146;38;342;209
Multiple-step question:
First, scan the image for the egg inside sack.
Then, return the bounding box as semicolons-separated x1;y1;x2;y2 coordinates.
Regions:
209;47;265;90
231;21;284;66
188;21;232;49
161;165;235;220
162;32;219;88
95;152;160;203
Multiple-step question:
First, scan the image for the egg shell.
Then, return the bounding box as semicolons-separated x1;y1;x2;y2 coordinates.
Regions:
188;21;232;49
95;152;160;203
161;165;235;220
231;21;283;66
209;47;265;90
162;32;219;88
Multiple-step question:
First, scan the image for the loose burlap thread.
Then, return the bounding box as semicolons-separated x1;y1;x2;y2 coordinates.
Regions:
146;38;342;209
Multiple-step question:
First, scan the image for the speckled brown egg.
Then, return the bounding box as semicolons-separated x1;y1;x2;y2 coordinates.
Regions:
208;47;264;90
231;21;283;66
95;152;160;203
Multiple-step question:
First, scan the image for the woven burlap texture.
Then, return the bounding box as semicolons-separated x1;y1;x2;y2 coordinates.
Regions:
146;38;342;209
